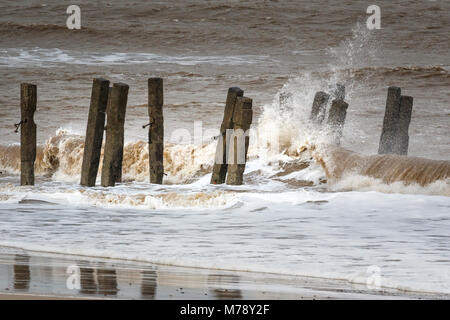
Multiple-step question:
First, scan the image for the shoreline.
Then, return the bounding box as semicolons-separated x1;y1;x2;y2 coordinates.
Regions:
0;248;448;300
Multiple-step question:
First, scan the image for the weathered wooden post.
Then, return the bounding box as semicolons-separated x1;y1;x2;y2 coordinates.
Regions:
310;91;330;124
331;83;345;100
101;83;129;187
226;96;253;185
326;99;348;145
20;83;37;186
80;78;110;187
396;95;413;155
378;86;401;155
211;87;244;184
80;267;97;294
148;78;164;184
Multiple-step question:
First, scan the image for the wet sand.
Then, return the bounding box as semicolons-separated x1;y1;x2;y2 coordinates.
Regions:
0;248;448;300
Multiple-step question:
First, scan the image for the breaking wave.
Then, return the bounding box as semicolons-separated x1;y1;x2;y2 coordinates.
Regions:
0;129;216;185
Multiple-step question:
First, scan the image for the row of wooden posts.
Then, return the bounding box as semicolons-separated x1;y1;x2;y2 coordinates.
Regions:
17;79;254;187
17;80;412;187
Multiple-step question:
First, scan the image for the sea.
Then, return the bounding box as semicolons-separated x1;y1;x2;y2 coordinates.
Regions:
0;0;449;295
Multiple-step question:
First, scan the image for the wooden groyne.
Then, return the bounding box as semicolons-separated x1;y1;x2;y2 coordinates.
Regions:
309;84;414;154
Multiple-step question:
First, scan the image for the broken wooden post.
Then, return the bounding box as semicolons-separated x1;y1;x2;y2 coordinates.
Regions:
396;95;413;155
378;86;401;155
226;96;253;185
101;83;129;187
80;78;110;187
310;91;330;124
211;87;244;184
327;99;348;145
20;83;37;186
148;78;164;184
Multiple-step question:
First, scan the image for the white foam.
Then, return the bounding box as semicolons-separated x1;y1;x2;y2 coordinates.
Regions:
0;190;449;294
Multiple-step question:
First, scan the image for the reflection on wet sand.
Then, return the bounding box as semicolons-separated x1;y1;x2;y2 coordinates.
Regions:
79;265;119;296
13;255;30;291
141;269;157;299
208;274;242;299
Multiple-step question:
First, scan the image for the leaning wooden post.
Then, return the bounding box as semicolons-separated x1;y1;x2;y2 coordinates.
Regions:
378;86;401;155
211;87;244;184
331;83;345;100
101;83;129;187
396;95;413;155
310;91;330;124
326;99;348;145
20;83;37;186
80;78;110;187
226;97;253;185
148;78;164;184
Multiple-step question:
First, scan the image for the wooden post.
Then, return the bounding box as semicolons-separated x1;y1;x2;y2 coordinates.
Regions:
226;96;253;185
20;83;37;186
211;87;244;184
327;99;348;145
378;86;401;155
331;83;345;100
101;83;129;187
148;78;164;184
396;95;413;155
279;92;293;111
310;91;330;124
80;78;110;187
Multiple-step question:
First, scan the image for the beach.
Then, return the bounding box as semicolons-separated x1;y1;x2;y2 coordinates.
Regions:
1;248;449;300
